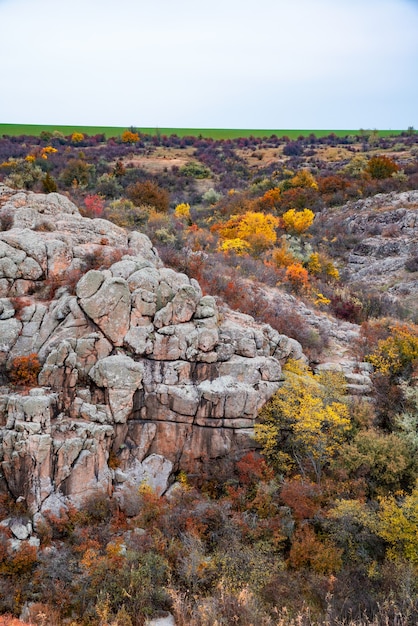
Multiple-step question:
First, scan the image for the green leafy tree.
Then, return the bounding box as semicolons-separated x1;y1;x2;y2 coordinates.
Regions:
343;154;368;177
338;429;416;497
106;198;151;229
179;160;211;179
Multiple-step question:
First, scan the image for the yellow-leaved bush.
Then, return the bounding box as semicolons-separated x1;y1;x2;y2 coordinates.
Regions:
288;169;318;190
71;132;84;143
121;130;139;143
377;482;418;563
218;238;251;255
213;211;280;255
174;202;191;221
366;323;418;376
307;252;340;281
255;359;350;484
281;208;315;235
330;480;418;564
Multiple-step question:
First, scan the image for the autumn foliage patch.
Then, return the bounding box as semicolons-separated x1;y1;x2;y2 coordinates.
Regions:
9;353;41;387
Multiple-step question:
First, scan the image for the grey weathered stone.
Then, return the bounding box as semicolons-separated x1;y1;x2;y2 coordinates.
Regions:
0;186;310;514
10;520;32;540
0;318;21;354
89;355;144;423
124;324;154;355
76;270;105;299
78;276;131;345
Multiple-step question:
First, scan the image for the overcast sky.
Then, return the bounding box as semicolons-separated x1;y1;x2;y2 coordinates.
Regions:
0;0;417;130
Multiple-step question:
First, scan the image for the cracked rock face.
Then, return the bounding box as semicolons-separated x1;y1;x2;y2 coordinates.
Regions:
0;186;304;514
319;190;418;318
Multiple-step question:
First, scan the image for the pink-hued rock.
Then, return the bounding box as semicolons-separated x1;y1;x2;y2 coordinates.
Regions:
0;186;309;514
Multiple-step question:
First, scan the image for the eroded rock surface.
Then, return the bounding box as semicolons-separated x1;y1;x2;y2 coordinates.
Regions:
317;190;418;317
0;186;304;514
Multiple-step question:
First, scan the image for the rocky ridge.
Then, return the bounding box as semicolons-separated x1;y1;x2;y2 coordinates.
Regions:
321;190;418;317
0;185;304;515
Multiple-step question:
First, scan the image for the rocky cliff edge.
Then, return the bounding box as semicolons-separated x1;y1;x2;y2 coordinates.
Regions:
0;185;304;515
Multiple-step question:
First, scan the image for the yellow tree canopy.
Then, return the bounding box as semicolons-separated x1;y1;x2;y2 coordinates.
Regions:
366;323;418;376
289;169;318;190
255;360;350;483
218;238;251;255
377;483;418;563
214;211;280;254
282;208;315;235
174;202;191;220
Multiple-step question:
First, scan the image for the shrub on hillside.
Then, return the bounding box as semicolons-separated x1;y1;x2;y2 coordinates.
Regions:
283;141;304;156
106;198;151;228
71;132;84;144
84;194;105;218
277;187;319;213
95;173;123;198
121;130;139;143
281;208;315;235
2;158;43;190
366;155;399;180
365;322;418;378
179;160;211;179
59;158;95;188
41;172;58;193
126;180;169;212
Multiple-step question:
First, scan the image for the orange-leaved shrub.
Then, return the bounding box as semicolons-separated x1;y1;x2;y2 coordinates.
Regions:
9;353;41;387
284;263;310;291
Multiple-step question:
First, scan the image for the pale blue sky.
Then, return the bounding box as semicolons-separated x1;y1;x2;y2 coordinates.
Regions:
0;0;417;130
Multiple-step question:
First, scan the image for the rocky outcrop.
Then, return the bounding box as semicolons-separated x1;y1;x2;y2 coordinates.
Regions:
319;190;418;317
0;186;305;514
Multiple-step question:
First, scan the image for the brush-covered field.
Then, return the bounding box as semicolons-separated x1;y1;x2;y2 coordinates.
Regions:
1;127;418;625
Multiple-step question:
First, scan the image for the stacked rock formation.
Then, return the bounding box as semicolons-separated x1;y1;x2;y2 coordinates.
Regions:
0;185;304;514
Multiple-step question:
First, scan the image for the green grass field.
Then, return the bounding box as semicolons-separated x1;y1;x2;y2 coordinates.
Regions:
0;123;404;140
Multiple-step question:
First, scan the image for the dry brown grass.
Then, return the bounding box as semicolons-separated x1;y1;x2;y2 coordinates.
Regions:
314;146;357;162
118;146;196;174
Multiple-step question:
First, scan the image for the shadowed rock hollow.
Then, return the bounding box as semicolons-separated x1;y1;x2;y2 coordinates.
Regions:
0;185;304;514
